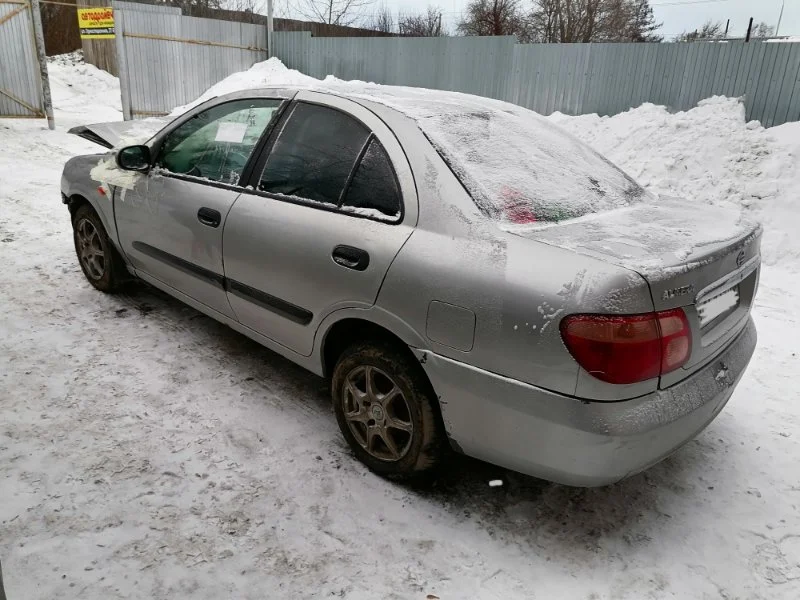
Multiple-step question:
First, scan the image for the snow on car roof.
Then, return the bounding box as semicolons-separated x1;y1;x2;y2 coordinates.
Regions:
181;58;649;224
326;83;649;223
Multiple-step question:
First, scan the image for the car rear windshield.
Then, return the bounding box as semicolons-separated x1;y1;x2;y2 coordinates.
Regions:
416;105;646;224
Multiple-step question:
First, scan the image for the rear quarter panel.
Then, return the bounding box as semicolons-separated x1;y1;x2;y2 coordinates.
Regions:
373;107;657;399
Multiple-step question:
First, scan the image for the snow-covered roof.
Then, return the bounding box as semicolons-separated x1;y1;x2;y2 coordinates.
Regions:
176;58;648;224
328;84;648;223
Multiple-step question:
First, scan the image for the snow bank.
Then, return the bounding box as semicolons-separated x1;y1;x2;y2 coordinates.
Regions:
170;59;317;114
549;97;800;268
47;50;121;122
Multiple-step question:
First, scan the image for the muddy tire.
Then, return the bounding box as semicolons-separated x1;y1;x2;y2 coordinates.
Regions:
72;203;124;293
331;341;447;480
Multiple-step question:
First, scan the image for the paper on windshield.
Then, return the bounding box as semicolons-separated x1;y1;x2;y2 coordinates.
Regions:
215;122;248;143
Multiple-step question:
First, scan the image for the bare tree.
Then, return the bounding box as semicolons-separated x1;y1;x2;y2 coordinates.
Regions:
167;0;224;11
369;3;395;32
457;0;532;41
752;21;775;38
529;0;661;43
296;0;375;26
399;6;446;36
675;20;724;42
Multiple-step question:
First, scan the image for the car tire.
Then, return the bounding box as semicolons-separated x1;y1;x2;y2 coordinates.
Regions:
331;341;447;480
72;203;124;293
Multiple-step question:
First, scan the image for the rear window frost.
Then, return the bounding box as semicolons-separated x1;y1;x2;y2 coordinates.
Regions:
418;108;646;224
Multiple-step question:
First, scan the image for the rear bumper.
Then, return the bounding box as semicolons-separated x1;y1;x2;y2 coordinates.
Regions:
419;316;757;487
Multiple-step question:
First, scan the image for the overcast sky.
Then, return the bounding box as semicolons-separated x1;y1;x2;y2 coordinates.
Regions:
277;0;798;39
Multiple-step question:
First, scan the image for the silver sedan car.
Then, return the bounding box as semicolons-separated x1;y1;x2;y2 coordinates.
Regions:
62;86;760;486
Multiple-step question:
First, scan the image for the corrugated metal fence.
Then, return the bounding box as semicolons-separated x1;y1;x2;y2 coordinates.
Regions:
273;32;800;127
110;3;800;127
115;5;266;119
0;0;44;118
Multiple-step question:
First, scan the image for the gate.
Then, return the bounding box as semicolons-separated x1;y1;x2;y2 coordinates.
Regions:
0;0;45;118
115;6;267;120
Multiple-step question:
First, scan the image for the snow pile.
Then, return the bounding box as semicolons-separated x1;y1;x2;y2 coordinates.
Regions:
170;59;317;114
46;51;121;122
550;97;800;268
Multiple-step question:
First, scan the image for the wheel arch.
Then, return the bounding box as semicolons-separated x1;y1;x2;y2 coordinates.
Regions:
66;190;115;235
321;312;452;466
316;308;427;378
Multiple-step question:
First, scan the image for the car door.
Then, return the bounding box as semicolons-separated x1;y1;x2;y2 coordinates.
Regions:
114;97;284;318
222;91;418;356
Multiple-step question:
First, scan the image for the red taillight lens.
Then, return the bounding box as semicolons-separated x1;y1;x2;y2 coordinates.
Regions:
656;309;692;373
560;309;692;384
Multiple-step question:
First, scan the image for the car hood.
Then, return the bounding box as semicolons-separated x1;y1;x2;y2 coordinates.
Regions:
68;118;172;149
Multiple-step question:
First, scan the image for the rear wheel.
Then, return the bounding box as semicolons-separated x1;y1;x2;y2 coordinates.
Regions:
331;341;447;480
72;204;124;293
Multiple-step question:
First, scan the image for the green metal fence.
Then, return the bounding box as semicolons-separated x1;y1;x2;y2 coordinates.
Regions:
273;32;800;127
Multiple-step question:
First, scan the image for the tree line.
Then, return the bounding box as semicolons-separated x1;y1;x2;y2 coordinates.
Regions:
174;0;780;42
297;0;663;40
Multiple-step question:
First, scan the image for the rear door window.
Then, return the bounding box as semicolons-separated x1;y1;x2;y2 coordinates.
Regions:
258;102;369;206
340;138;401;220
156;98;282;185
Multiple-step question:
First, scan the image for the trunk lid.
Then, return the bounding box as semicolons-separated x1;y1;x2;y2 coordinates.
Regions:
506;196;761;387
68;118;172;149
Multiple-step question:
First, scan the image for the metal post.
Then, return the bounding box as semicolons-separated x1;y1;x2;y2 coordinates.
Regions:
745;17;753;43
267;0;273;58
114;10;132;121
776;0;785;37
724;19;729;38
0;558;7;600
29;0;54;129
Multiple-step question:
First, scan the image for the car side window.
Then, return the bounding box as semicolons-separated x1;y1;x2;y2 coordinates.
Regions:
156;98;282;185
341;138;401;220
258;102;369;205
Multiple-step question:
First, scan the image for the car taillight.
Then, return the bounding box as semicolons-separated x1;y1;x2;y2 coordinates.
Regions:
559;309;692;384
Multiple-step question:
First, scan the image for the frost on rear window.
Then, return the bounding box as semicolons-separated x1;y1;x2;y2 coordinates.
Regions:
417;108;645;224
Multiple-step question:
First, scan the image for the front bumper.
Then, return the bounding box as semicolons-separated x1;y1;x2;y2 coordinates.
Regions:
419;316;757;487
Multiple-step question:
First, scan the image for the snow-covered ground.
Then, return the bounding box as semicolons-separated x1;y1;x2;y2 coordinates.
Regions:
2;55;800;599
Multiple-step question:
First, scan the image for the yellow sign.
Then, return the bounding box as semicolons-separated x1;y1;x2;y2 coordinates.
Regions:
77;7;115;39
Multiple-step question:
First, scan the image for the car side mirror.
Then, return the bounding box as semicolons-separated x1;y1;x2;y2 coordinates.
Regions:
116;145;151;172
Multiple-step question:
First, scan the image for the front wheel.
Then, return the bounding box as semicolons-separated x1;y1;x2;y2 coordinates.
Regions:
72;204;124;293
331;342;447;480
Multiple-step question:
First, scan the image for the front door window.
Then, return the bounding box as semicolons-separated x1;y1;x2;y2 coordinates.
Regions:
157;98;282;185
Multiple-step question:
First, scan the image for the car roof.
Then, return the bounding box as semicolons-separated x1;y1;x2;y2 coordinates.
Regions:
216;84;534;124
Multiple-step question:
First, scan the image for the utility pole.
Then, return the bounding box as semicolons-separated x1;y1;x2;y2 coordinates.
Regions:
29;0;54;129
776;0;785;37
724;19;729;38
745;17;753;42
267;0;274;58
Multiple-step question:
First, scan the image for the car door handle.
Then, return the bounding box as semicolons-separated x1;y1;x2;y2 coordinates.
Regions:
332;245;370;271
197;207;221;228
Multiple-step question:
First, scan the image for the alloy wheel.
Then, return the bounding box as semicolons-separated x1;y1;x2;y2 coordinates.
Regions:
342;365;414;462
76;218;105;280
